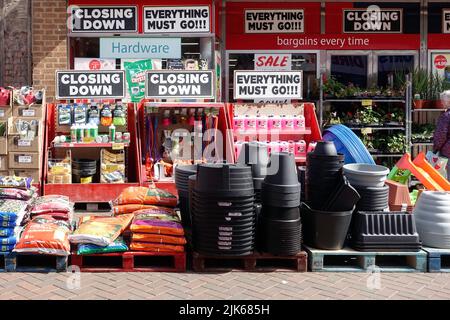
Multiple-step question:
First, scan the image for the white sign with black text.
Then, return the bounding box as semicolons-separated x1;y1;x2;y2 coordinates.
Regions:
56;70;126;100
144;6;210;33
70;6;138;33
234;71;303;100
245;9;304;34
443;9;450;33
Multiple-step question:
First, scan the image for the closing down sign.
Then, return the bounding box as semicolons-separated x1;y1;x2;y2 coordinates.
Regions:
146;70;214;99
56;70;126;99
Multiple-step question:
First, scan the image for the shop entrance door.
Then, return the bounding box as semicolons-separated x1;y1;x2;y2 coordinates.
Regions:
327;51;418;88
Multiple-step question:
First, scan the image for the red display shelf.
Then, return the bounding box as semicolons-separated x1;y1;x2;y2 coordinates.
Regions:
43;103;142;203
137;101;233;188
53;142;130;148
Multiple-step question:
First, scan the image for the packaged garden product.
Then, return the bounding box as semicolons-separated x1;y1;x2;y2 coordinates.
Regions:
131;233;186;245
31;196;73;215
73;104;87;124
0;199;29;222
14;215;71;256
58;104;72;125
88;104;100;126
101;105;113;127
113;204;164;215
0;188;36;201
0;244;16;252
0;176;33;189
112;187;177;207
0;87;10;105
0;235;17;245
0;227;21;238
132;207;178;218
130;218;184;236
77;237;128;255
124;59;153;102
130;242;184;253
69;214;133;247
113;104;126;126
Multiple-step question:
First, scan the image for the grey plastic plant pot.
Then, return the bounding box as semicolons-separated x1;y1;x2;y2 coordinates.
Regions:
343;164;389;187
312;141;338;156
413;191;450;248
237;142;269;179
301;203;354;250
264;152;299;186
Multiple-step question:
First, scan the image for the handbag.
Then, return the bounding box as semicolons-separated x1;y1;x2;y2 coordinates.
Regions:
426;150;448;178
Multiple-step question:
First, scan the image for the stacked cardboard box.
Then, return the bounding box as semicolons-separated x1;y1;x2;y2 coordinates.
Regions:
0;90;12;177
7;90;45;184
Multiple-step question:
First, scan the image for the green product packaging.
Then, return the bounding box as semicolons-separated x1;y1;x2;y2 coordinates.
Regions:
124;59;153;103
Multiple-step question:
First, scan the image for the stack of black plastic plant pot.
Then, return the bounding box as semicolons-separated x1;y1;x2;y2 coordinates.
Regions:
302;141;360;250
237;142;269;204
191;164;256;256
175;164;198;228
259;152;302;256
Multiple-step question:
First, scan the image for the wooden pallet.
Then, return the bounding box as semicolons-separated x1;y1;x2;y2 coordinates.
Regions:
192;252;307;272
70;251;186;272
304;246;427;272
423;247;450;272
7;253;68;272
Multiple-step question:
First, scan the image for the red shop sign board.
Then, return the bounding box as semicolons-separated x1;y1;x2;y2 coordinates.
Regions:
226;1;419;50
68;0;220;36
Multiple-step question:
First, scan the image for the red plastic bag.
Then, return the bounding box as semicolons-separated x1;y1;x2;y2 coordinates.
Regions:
14;215;71;256
0;88;10;106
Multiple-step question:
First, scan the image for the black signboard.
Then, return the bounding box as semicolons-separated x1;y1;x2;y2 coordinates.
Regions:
343;8;402;33
443;9;450;33
70;6;138;33
56;71;126;100
146;70;214;99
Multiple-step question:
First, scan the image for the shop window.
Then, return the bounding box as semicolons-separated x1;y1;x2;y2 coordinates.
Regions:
330;55;368;88
377;55;414;88
228;53;318;102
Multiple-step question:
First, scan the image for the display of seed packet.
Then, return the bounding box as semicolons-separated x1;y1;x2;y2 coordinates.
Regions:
124;59;153;103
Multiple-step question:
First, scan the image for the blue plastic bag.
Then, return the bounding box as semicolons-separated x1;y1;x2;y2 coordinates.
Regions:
77;237;128;255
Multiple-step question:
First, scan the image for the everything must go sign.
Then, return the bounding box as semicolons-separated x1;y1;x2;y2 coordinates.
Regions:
234;71;303;100
146;70;215;99
245;9;304;33
56;71;126;99
343;8;402;33
144;6;211;33
69;6;138;33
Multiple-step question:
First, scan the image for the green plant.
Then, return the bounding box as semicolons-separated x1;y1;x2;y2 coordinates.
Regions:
357;108;382;125
323;76;346;98
386;134;406;153
0;122;6;137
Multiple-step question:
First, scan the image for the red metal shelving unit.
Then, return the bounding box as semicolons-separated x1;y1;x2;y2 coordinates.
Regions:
227;102;322;164
137;101;233;195
42;103;142;203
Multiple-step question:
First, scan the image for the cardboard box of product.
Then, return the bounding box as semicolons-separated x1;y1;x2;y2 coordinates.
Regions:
8;135;40;152
12;105;44;119
0;171;8;177
8;117;42;136
9;169;41;183
0;136;7;155
0;156;7;171
8;152;41;169
0;106;12;121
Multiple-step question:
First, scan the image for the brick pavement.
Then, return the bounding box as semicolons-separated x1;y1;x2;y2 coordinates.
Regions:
0;272;449;299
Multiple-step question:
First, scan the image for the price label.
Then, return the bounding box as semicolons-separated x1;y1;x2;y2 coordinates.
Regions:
0;110;5;118
18;140;32;147
18;155;32;163
22;109;36;117
112;143;124;150
361;128;373;135
361;100;373;107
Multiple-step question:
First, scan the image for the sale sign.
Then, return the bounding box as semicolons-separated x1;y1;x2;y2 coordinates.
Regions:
443;10;450;33
144;6;210;33
255;54;292;71
343;8;402;33
234;71;302;100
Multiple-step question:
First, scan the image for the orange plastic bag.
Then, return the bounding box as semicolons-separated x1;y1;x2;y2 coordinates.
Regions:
113;204;163;215
69;214;134;247
113;187;177;207
14;215;71;256
130;209;184;236
132;233;186;245
130;242;185;253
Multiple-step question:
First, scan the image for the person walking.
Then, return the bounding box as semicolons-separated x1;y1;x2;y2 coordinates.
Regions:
433;90;450;180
